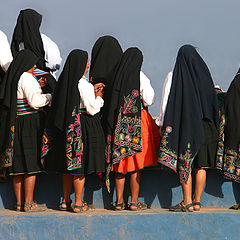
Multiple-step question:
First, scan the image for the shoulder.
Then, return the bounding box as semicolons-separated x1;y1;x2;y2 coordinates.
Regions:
0;30;7;40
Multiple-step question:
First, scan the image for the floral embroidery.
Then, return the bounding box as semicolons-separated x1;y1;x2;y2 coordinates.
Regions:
216;113;225;170
112;111;142;164
41;129;53;166
222;148;240;182
0;125;15;168
158;126;194;184
65;107;83;170
123;90;139;114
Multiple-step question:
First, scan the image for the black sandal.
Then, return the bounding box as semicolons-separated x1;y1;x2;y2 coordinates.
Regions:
230;203;240;210
169;202;193;212
193;202;202;211
169;201;184;211
72;202;89;213
129;202;147;211
59;200;72;211
15;203;23;212
114;202;125;211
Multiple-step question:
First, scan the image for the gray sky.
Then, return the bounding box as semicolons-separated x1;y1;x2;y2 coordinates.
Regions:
1;0;240;115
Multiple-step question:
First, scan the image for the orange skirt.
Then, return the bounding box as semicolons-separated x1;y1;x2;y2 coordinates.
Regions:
113;109;160;174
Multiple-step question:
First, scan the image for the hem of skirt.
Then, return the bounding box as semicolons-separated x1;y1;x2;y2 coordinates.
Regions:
194;166;212;170
46;170;105;176
223;172;240;183
9;170;45;176
113;163;158;175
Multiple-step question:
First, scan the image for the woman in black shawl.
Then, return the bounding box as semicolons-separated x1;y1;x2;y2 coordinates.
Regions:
105;48;159;210
221;69;240;210
221;70;240;182
11;8;61;94
42;49;105;213
158;45;219;212
90;37;123;114
0;49;51;212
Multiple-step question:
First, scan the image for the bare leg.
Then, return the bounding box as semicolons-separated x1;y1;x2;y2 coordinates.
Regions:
13;175;24;210
129;171;141;210
193;168;206;210
24;174;36;204
61;174;73;208
181;174;193;210
73;175;87;212
115;173;125;209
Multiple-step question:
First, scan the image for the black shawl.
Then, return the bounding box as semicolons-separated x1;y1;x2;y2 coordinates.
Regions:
0;50;38;168
11;9;46;71
105;47;143;190
158;45;218;184
221;69;240;182
90;35;123;82
42;49;88;170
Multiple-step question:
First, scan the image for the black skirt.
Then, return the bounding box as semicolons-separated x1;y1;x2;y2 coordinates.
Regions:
193;119;218;169
45;113;105;175
9;112;44;175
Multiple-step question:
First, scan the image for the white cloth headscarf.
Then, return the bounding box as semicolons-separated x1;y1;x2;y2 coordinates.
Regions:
41;33;62;73
0;30;13;72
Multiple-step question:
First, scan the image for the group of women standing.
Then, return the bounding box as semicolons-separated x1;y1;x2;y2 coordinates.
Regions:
0;8;240;213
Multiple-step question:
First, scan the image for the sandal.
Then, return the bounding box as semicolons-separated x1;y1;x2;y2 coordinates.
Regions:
169;201;184;211
24;202;47;212
72;202;89;213
59;200;72;211
129;202;147;211
114;202;125;211
169;202;193;212
230;203;240;210
15;203;23;212
193;202;202;211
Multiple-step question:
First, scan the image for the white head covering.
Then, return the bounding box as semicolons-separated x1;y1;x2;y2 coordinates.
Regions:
0;30;13;72
41;33;62;74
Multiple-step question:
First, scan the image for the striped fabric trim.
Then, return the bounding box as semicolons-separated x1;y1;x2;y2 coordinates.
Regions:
17;98;38;116
33;68;50;77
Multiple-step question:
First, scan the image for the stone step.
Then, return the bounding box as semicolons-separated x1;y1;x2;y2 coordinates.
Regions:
0;208;240;240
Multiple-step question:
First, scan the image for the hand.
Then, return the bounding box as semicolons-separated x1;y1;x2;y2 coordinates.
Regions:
95;87;104;98
38;77;47;88
94;83;105;94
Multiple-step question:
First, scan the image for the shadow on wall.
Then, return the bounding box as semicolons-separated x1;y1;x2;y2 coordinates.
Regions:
0;168;239;209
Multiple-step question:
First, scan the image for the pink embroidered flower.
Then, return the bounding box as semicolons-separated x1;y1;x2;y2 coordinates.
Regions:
166;126;172;133
131;89;139;98
107;134;112;143
179;171;187;183
67;135;72;142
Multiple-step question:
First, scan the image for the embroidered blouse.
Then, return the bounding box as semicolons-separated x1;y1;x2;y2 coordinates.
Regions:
0;30;13;72
78;76;104;116
158;71;173;127
17;72;52;109
140;71;155;107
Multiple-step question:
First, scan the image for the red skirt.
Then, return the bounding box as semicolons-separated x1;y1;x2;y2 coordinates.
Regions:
113;109;160;174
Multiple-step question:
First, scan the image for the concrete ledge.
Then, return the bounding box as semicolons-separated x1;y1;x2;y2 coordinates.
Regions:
0;168;240;210
0;208;240;240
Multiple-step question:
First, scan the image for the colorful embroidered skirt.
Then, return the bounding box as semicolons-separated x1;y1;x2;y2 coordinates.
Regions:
193;119;218;169
9;112;44;175
45;113;105;175
113;109;160;174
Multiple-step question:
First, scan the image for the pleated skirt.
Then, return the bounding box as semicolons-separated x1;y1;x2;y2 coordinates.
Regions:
193;119;218;169
9;112;44;175
113;109;160;174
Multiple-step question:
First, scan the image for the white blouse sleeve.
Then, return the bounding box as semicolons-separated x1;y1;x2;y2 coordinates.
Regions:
140;71;155;107
0;31;13;72
159;72;173;127
78;77;104;116
19;73;52;109
41;33;62;72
